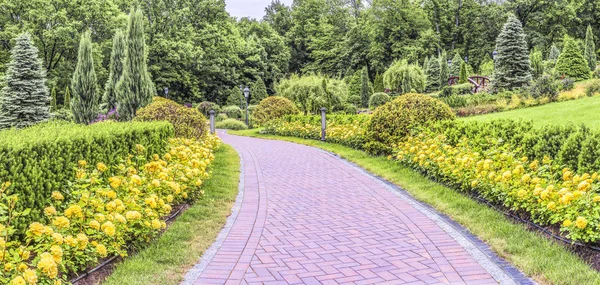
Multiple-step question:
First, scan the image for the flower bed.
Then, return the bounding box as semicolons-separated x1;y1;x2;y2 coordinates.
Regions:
0;121;174;232
264;114;369;149
0;134;220;285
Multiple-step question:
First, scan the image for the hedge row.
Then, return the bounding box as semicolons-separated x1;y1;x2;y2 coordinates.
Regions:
0;121;174;231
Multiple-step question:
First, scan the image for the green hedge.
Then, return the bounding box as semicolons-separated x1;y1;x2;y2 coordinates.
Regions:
0;121;174;231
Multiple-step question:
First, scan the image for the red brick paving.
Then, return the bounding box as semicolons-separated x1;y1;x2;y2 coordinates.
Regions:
192;132;500;285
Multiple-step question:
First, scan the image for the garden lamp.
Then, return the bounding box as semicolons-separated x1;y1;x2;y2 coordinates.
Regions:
243;86;250;127
164;87;169;99
464;56;468;63
492;50;498;60
447;59;452;67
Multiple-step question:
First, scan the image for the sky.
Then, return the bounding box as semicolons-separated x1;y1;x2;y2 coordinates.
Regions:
225;0;293;19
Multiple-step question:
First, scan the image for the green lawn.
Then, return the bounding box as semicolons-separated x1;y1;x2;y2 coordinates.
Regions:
462;95;600;129
230;129;600;285
103;144;240;285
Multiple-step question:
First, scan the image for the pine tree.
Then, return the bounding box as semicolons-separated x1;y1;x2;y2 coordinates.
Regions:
373;73;384;92
450;52;463;77
64;86;71;108
585;25;597;71
103;29;126;111
548;45;561;61
71;31;99;125
226;86;245;108
530;48;544;78
51;87;57;112
0;33;50;129
116;8;154;121
360;66;370;108
556;36;592;81
458;61;468;84
439;51;449;87
426;57;441;92
250;77;268;104
348;70;362;98
493;15;532;89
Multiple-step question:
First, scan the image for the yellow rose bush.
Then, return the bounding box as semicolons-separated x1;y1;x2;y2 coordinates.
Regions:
0;134;220;285
394;132;600;242
264;114;369;149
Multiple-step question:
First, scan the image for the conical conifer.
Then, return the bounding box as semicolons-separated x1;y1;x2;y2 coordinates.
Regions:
51;87;57;112
556;36;591;81
450;52;463;77
493;15;532;89
116;7;154;121
250;77;268;104
458;62;468;84
426;57;441;92
71;31;99;125
0;33;50;129
360;67;370;108
103;29;126;111
585;25;597;71
439;51;449;87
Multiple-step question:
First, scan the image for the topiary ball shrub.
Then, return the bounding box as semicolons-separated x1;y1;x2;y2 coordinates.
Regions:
342;103;358;114
252;96;299;125
222;105;243;119
368;92;391;109
197;101;220;117
364;93;455;154
216;118;248;130
216;113;228;122
135;96;207;139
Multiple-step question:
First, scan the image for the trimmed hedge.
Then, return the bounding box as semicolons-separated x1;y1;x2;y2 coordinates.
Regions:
0;120;174;231
216;118;248;130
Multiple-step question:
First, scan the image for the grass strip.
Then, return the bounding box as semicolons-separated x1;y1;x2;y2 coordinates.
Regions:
102;144;240;285
230;129;600;285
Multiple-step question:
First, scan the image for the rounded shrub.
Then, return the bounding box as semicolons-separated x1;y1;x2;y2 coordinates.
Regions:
368;92;391;109
365;93;455;154
222;105;243;119
135;96;207;139
342;103;358;114
216;118;248;130
197;101;220;117
252;96;299;125
216;113;228;122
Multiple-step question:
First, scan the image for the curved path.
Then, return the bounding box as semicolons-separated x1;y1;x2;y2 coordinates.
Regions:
183;131;532;285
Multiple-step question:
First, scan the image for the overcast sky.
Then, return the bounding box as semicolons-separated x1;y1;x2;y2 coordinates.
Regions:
225;0;293;19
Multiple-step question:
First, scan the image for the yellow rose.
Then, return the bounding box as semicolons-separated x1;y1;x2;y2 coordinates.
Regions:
96;243;108;257
89;220;100;230
131;175;142;186
578;181;590;192
563;219;572;227
77;233;89;249
125;211;141;221
53;216;70;229
28;222;45;236
23;268;39;283
517;189;527;199
594;196;600;203
108;177;122;188
97;162;108;172
576;217;588;229
10;276;26;285
547;202;556;210
52;233;64;244
17;263;28;272
78;160;87;167
64;205;83;218
102;221;116;236
37;252;58;278
44;206;57;216
151;219;162;229
51;191;64;201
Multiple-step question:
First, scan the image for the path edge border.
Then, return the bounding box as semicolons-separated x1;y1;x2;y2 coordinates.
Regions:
180;144;245;285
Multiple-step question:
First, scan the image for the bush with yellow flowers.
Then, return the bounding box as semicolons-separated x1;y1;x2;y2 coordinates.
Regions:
393;131;600;243
0;134;220;285
264;114;370;149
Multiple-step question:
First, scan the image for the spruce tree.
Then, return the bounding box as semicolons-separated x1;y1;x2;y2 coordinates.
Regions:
64;86;71;108
423;56;430;75
493;15;532;89
556;36;591;81
226;86;245;108
348;70;362;98
439;51;449;87
103;29;126;111
530;48;544;78
426;57;441;92
117;8;154;121
585;25;597;71
360;66;370;108
71;31;99;125
250;77;268;104
548;45;561;61
51;87;57;112
450;52;463;77
0;33;50;129
373;73;384;92
458;61;468;84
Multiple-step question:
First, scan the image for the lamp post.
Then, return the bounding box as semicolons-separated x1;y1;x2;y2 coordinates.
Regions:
464;56;468;63
243;86;250;127
164;87;169;99
447;59;453;76
447;59;452;67
492;50;498;61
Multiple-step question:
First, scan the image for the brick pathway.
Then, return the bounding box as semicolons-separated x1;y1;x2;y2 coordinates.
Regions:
185;131;525;285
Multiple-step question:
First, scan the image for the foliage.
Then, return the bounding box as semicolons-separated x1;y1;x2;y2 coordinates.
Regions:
450;53;463;77
0;135;219;284
360;67;370;108
226;87;245;108
222;106;243;119
215;118;248;130
458;62;468;84
276;74;347;114
556;36;591;81
368;92;391;109
0;33;50;130
373;73;384;93
252;96;299;125
250;77;268;105
264;114;370;149
382;60;426;94
426;56;442;92
117;8;154;121
51;87;57;112
549;45;561;61
479;58;494;77
530;75;559;101
530;48;544;78
197;101;220;117
134;97;207;140
103;30;126;112
439;52;449;87
0;121;173;232
586;80;600;97
64;87;71;108
71;32;99;125
440;83;472;97
365;93;455;154
585;25;597;71
493;15;532;90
